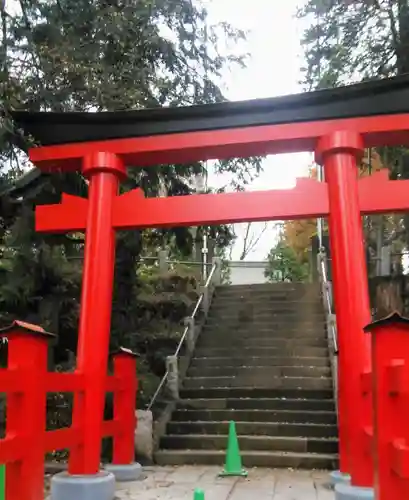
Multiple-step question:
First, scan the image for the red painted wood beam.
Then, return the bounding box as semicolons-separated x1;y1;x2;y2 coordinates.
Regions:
358;170;409;215
0;435;24;464
36;194;88;233
29;114;409;172
35;173;409;233
45;372;85;392
102;420;118;437
44;427;81;452
112;178;328;229
0;369;25;392
35;178;328;232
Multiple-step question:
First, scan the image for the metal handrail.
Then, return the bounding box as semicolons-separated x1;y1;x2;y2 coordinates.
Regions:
316;163;338;354
146;261;218;411
204;263;216;288
139;257;213;267
318;251;338;354
147;370;169;411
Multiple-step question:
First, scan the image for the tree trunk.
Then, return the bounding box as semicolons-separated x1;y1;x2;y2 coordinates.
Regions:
374;279;403;319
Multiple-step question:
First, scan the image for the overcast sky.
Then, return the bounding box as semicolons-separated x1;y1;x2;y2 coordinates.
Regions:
205;0;312;261
5;0;312;261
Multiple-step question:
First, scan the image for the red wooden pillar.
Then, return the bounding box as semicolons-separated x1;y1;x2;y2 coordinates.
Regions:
316;131;373;487
69;152;126;475
0;321;54;500
364;312;409;500
111;348;138;465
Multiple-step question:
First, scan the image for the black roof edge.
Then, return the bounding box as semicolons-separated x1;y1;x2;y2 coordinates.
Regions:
364;311;409;332
11;74;409;146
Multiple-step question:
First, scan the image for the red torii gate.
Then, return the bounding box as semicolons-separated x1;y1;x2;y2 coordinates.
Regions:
35;169;409;232
12;74;409;500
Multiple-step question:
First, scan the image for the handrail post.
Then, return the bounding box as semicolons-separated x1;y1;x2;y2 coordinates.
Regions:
0;321;54;500
324;282;332;314
200;286;210;315
106;347;142;482
317;249;324;280
158;249;168;274
212;257;222;286
184;317;196;354
166;355;179;400
327;313;337;348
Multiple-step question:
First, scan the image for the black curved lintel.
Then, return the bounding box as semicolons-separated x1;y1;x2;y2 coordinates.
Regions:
12;74;409;146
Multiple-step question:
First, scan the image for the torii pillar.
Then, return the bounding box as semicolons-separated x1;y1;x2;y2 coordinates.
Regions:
316;131;374;500
49;152;140;500
69;152;126;475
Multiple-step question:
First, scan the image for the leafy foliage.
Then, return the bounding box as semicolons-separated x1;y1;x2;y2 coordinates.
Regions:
297;0;409;268
264;241;309;283
0;0;261;412
297;0;409;89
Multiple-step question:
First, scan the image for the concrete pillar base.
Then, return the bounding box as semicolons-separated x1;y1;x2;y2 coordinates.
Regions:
50;471;115;500
330;470;351;486
104;462;143;482
335;483;374;500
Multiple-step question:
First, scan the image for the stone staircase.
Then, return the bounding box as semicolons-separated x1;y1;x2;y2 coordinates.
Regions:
155;282;338;469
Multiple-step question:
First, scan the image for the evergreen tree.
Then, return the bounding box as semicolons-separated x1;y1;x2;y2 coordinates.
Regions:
298;0;409;89
265;241;309;283
0;1;260;363
297;0;409;265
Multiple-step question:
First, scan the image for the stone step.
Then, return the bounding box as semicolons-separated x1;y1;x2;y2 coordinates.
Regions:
190;356;330;368
200;327;327;338
214;292;321;303
207;314;325;324
210;300;323;310
209;307;325;316
167;420;338;438
195;346;329;358
172;409;337;425
177;397;336;412
216;283;300;292
160;434;339;454
187;365;331;378
201;322;326;339
197;337;327;349
179;387;335;400
211;302;323;313
205;318;326;328
208;310;325;321
215;283;319;295
154;449;338;469
182;375;332;390
216;294;293;304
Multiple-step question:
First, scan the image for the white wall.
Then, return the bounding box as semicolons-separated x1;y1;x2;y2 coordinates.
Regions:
228;261;268;285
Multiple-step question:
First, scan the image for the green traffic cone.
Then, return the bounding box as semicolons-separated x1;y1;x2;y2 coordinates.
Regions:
0;465;4;500
219;421;248;477
193;488;205;500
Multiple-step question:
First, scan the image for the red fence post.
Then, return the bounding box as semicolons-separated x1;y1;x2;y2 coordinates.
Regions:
0;320;54;500
105;347;141;482
364;312;409;500
112;348;138;464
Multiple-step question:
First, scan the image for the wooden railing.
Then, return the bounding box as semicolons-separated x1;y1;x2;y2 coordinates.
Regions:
0;320;137;500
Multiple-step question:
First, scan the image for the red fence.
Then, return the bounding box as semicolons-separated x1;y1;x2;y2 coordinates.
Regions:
0;320;137;500
364;313;409;500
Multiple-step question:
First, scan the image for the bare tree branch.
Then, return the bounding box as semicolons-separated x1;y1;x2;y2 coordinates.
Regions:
239;222;268;260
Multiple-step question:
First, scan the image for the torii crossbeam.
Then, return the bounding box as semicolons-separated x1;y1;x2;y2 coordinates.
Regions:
35;170;409;233
12;73;409;499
